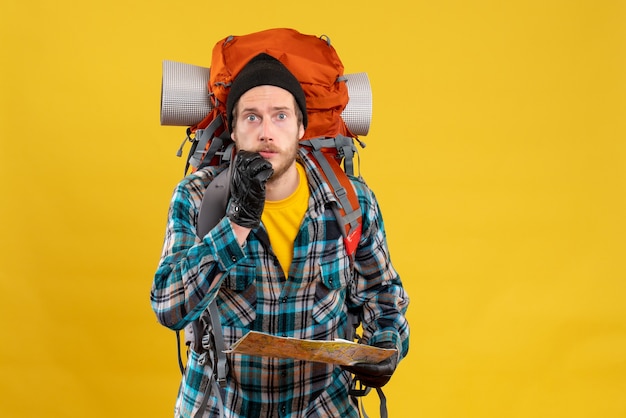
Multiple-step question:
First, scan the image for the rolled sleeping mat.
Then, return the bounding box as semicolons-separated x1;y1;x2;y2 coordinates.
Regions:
160;60;372;136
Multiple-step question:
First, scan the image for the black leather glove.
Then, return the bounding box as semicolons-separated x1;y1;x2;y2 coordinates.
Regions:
342;341;398;388
226;150;274;229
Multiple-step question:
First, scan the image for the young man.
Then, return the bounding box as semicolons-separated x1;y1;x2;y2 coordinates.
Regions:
151;53;410;417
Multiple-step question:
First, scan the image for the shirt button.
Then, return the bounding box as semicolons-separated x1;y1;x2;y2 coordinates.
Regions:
281;297;287;303
231;255;237;262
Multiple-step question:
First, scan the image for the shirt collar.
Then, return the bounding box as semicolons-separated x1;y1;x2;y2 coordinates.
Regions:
297;147;340;218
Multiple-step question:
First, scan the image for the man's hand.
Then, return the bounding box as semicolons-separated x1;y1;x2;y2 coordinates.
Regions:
342;341;398;388
226;150;273;229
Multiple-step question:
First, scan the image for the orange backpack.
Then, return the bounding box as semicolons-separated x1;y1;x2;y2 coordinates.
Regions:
205;28;353;141
167;28;366;256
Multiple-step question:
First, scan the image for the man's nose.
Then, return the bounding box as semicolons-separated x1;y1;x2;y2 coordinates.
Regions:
259;118;273;141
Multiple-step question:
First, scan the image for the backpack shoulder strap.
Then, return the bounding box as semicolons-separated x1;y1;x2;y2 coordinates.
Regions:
197;165;231;237
301;136;363;257
176;161;234;416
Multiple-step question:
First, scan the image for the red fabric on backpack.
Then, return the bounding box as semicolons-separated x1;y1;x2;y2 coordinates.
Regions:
196;28;354;140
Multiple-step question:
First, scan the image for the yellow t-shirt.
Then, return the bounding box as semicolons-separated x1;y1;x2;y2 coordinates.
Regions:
261;163;310;277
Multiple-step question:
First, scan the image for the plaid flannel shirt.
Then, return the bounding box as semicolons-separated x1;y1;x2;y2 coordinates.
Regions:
151;148;410;417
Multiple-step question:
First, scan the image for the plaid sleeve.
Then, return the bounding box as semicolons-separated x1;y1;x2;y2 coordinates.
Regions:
351;179;411;359
150;174;245;331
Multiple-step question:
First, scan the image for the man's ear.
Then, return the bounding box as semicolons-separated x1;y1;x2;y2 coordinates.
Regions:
298;124;305;140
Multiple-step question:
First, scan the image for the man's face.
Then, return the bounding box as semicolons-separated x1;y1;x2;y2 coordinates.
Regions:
231;85;305;182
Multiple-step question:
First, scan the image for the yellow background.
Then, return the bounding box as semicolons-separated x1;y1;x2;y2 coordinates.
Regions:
1;1;625;417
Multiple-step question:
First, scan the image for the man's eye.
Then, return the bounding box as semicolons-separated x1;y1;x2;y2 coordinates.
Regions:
246;114;258;122
277;113;287;120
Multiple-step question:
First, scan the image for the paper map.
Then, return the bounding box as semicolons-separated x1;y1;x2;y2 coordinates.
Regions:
226;331;396;366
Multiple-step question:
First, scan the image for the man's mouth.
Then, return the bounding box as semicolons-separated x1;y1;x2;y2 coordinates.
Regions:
258;149;278;159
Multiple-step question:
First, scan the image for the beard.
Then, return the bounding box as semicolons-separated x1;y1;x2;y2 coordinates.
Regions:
265;142;299;185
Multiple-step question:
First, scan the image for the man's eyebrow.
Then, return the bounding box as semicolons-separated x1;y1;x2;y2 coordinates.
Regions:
271;105;296;114
240;105;292;113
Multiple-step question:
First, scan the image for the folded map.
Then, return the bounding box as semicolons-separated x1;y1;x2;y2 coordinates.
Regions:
226;331;396;366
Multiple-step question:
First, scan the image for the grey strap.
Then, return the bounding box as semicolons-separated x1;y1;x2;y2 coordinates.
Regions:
197;167;230;237
354;386;388;418
189;303;228;418
209;301;228;388
334;134;356;176
300;137;338;152
308;146;361;233
191;160;233;417
188;117;224;169
194;376;211;418
377;387;388;418
303;135;357;176
360;396;370;418
193;371;225;418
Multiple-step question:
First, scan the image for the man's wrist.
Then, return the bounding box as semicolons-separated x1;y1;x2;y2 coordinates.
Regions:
230;220;252;247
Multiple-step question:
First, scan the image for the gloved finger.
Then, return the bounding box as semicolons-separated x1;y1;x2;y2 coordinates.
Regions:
343;361;389;377
248;155;272;177
356;374;392;388
235;150;262;171
253;166;273;184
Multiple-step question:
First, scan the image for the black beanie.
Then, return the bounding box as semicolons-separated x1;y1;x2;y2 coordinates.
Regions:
226;53;308;132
